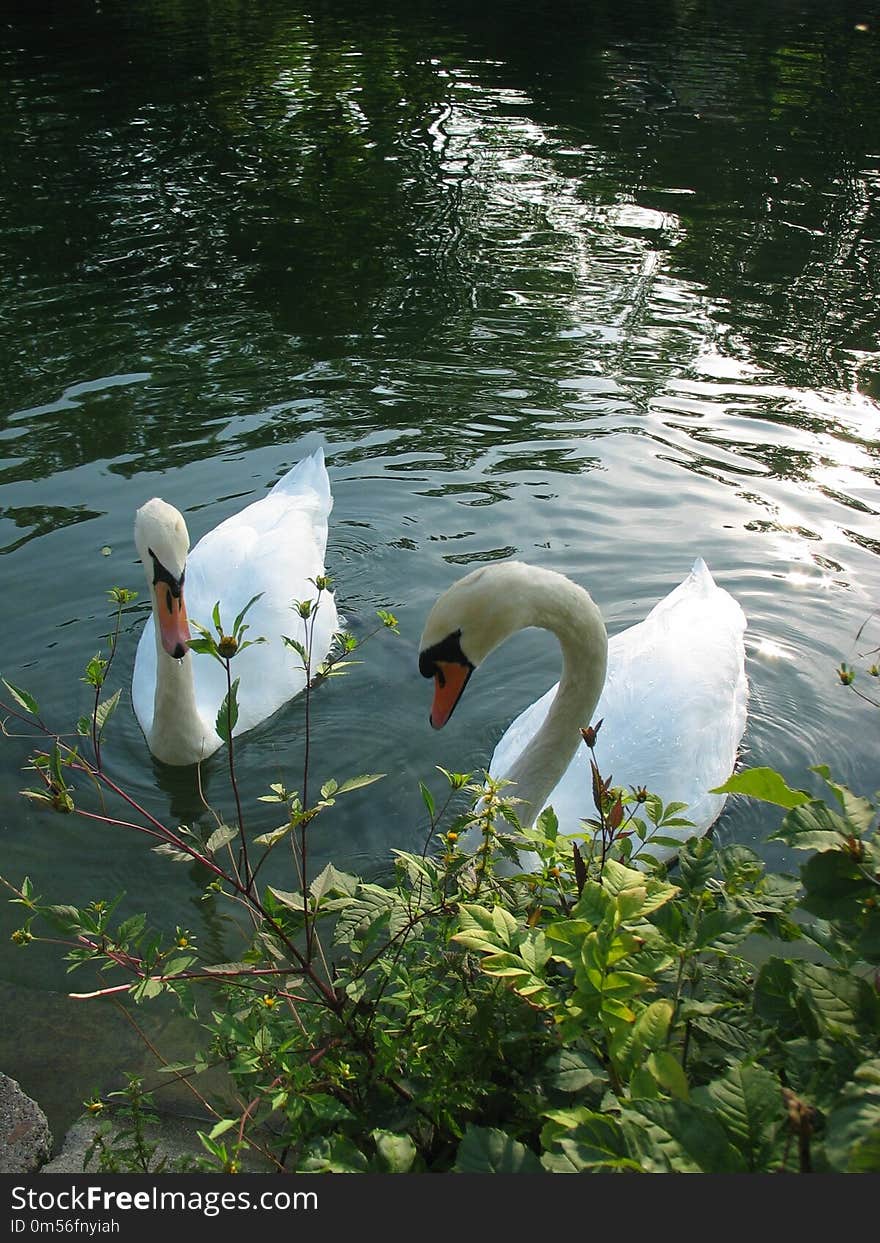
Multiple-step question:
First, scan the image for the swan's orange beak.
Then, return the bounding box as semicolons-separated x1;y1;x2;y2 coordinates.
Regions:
156;580;191;660
429;661;472;730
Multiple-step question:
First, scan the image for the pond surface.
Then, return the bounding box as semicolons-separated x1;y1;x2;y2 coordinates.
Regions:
1;0;879;1136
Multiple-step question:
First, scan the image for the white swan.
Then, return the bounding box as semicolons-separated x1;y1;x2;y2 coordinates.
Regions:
132;446;338;766
419;559;747;863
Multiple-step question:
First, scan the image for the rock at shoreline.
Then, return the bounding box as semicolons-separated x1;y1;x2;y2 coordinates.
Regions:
0;1072;52;1174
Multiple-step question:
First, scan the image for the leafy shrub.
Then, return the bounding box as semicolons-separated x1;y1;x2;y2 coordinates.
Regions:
1;591;878;1172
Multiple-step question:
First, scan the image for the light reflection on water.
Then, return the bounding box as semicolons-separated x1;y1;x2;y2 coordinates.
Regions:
1;0;878;1135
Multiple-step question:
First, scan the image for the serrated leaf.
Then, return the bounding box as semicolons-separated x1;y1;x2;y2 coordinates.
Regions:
310;863;359;902
2;678;39;716
151;843;194;863
42;904;82;932
282;635;308;663
771;800;854;852
253;823;291;848
206;824;238;854
267;887;306;912
811;767;876;833
162;955;196;977
215;678;239;743
95;689;121;735
335;773;385;795
200;960;254;975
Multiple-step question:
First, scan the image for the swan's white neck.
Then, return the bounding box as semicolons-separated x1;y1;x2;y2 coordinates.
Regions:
494;567;607;827
148;634;211;766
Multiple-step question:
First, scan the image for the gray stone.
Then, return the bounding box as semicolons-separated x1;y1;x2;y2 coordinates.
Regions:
43;1114;269;1173
0;1072;52;1174
41;1114;197;1174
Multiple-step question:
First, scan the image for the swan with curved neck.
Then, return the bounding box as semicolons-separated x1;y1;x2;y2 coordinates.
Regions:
134;497;204;765
419;558;748;859
420;562;608;828
132;447;337;767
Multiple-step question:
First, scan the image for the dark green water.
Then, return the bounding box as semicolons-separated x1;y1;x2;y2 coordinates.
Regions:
1;0;879;1137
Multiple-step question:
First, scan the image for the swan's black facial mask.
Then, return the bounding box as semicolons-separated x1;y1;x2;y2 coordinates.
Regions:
419;630;474;729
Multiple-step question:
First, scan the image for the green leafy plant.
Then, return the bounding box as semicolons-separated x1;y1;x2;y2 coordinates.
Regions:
1;590;878;1173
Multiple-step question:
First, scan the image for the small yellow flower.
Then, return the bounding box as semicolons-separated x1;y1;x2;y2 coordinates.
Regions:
261;994;277;1009
446;831;459;843
11;928;32;946
85;1099;105;1115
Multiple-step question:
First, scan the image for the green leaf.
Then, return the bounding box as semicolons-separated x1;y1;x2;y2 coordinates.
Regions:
267;887;306;912
253;823;292;848
372;1130;417;1174
232;592;264;637
151;843;194;864
632;999;674;1051
771;800;855;852
185;636;217;657
208;1119;236;1140
823;1065;880;1173
811;767;876;833
622;1099;747;1173
646;1052;690;1101
794;961;878;1041
677;837;717;894
215;677;239;743
710;767;812;808
1;681;40;720
454;1126;542;1173
693;1063;784;1170
419;782;435;819
298;1137;369;1173
310;863;359;902
691;909;757;952
541;1112;634;1172
335;773;385;795
799;850;869;922
95;689;122;735
542;1049;606;1095
206;824;238;854
282;635;308;664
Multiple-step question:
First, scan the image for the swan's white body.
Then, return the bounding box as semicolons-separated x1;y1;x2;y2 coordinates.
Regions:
132;447;337;766
419;558;747;864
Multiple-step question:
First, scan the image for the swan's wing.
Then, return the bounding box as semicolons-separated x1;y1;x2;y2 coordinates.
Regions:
491;560;747;859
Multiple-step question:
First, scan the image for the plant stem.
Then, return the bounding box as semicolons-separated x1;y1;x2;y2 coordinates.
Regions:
222;657;250;889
